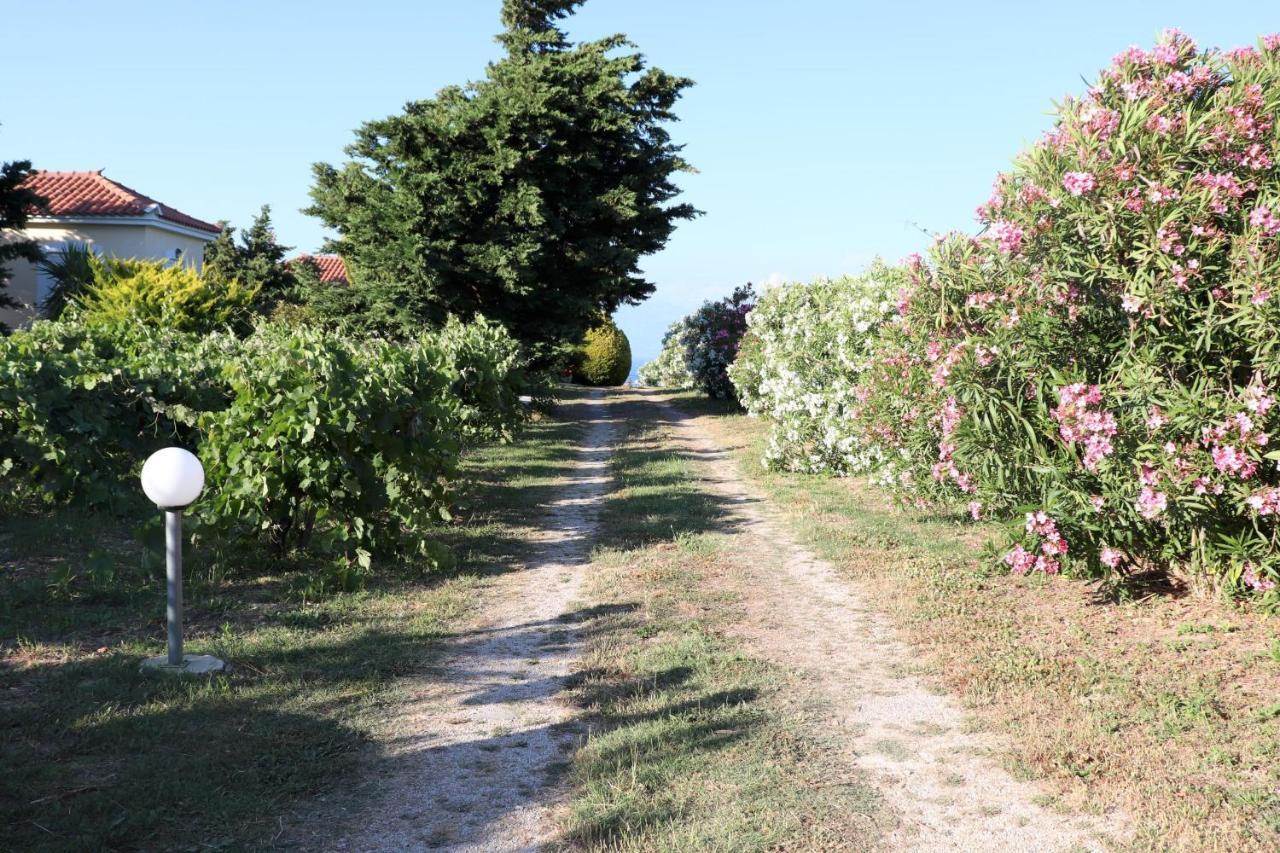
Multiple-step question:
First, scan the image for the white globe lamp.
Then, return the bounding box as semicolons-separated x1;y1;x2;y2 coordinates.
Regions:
140;447;204;509
139;447;224;675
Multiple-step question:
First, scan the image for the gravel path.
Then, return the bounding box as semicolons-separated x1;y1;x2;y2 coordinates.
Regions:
314;391;614;852
654;394;1128;852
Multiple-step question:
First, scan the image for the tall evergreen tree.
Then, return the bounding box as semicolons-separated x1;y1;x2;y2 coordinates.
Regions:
0;159;46;333
307;0;697;358
203;205;296;312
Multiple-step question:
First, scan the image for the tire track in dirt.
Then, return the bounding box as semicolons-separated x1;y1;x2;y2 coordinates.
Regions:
309;390;614;852
652;393;1128;852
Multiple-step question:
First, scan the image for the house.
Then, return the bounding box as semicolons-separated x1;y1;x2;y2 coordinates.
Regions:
1;170;222;329
288;253;349;285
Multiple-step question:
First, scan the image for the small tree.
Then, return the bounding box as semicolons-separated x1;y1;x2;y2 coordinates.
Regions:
307;0;698;359
0;159;46;332
203;205;296;313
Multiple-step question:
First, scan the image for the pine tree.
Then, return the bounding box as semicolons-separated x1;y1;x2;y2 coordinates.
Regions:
203;205;296;313
307;0;697;360
0;159;46;332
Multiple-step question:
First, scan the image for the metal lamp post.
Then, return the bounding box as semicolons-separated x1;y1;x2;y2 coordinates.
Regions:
139;448;226;675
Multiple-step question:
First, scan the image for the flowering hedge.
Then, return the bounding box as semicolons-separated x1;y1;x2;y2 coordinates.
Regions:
733;31;1280;601
636;320;696;389
639;285;755;399
729;264;904;473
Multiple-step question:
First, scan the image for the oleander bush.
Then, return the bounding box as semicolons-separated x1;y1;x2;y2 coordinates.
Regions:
0;314;530;574
575;318;632;386
729;264;904;473
732;30;1280;601
683;284;756;400
637;320;696;389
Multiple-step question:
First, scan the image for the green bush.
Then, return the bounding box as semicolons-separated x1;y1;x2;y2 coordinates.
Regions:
0;320;222;508
576;319;632;386
437;315;530;444
0;315;531;573
195;325;459;565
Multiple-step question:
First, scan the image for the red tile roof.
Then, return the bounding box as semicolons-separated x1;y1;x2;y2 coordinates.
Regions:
21;170;222;234
289;253;349;285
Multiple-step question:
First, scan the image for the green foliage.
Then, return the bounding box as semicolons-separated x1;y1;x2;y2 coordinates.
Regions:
0;158;45;330
437;314;533;443
306;0;697;358
195;325;460;564
35;241;94;320
72;255;257;333
202;205;298;314
0;320;220;508
0;315;530;569
575;318;632;386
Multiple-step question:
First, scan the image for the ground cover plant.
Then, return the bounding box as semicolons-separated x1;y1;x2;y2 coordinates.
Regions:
732;30;1280;601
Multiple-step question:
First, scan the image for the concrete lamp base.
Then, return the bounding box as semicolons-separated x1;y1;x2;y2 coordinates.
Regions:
140;654;228;676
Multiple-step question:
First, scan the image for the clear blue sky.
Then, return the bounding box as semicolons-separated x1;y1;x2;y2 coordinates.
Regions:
3;1;1276;366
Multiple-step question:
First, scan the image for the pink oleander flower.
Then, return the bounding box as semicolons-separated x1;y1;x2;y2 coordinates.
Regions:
1245;487;1280;516
1146;407;1167;430
968;500;983;520
1242;564;1277;592
1145;114;1180;136
1137;486;1168;519
1121;293;1143;314
988;220;1025;254
1100;546;1123;569
1249;205;1280;236
1264;34;1280;52
1063;171;1097;196
965;291;999;309
940;397;962;437
1090;495;1105;510
1005;544;1036;575
1243;385;1275;415
1052;384;1116;471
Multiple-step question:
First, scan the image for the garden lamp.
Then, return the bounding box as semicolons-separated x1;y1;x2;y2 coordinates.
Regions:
139;448;225;674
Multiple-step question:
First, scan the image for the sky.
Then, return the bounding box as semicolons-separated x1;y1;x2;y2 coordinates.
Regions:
3;1;1278;367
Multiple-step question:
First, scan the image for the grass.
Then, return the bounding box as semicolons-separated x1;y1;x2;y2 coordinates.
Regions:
670;390;1280;851
561;394;882;851
0;404;585;851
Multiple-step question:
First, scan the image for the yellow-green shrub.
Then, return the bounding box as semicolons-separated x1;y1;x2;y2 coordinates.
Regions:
72;256;257;333
576;319;632;386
